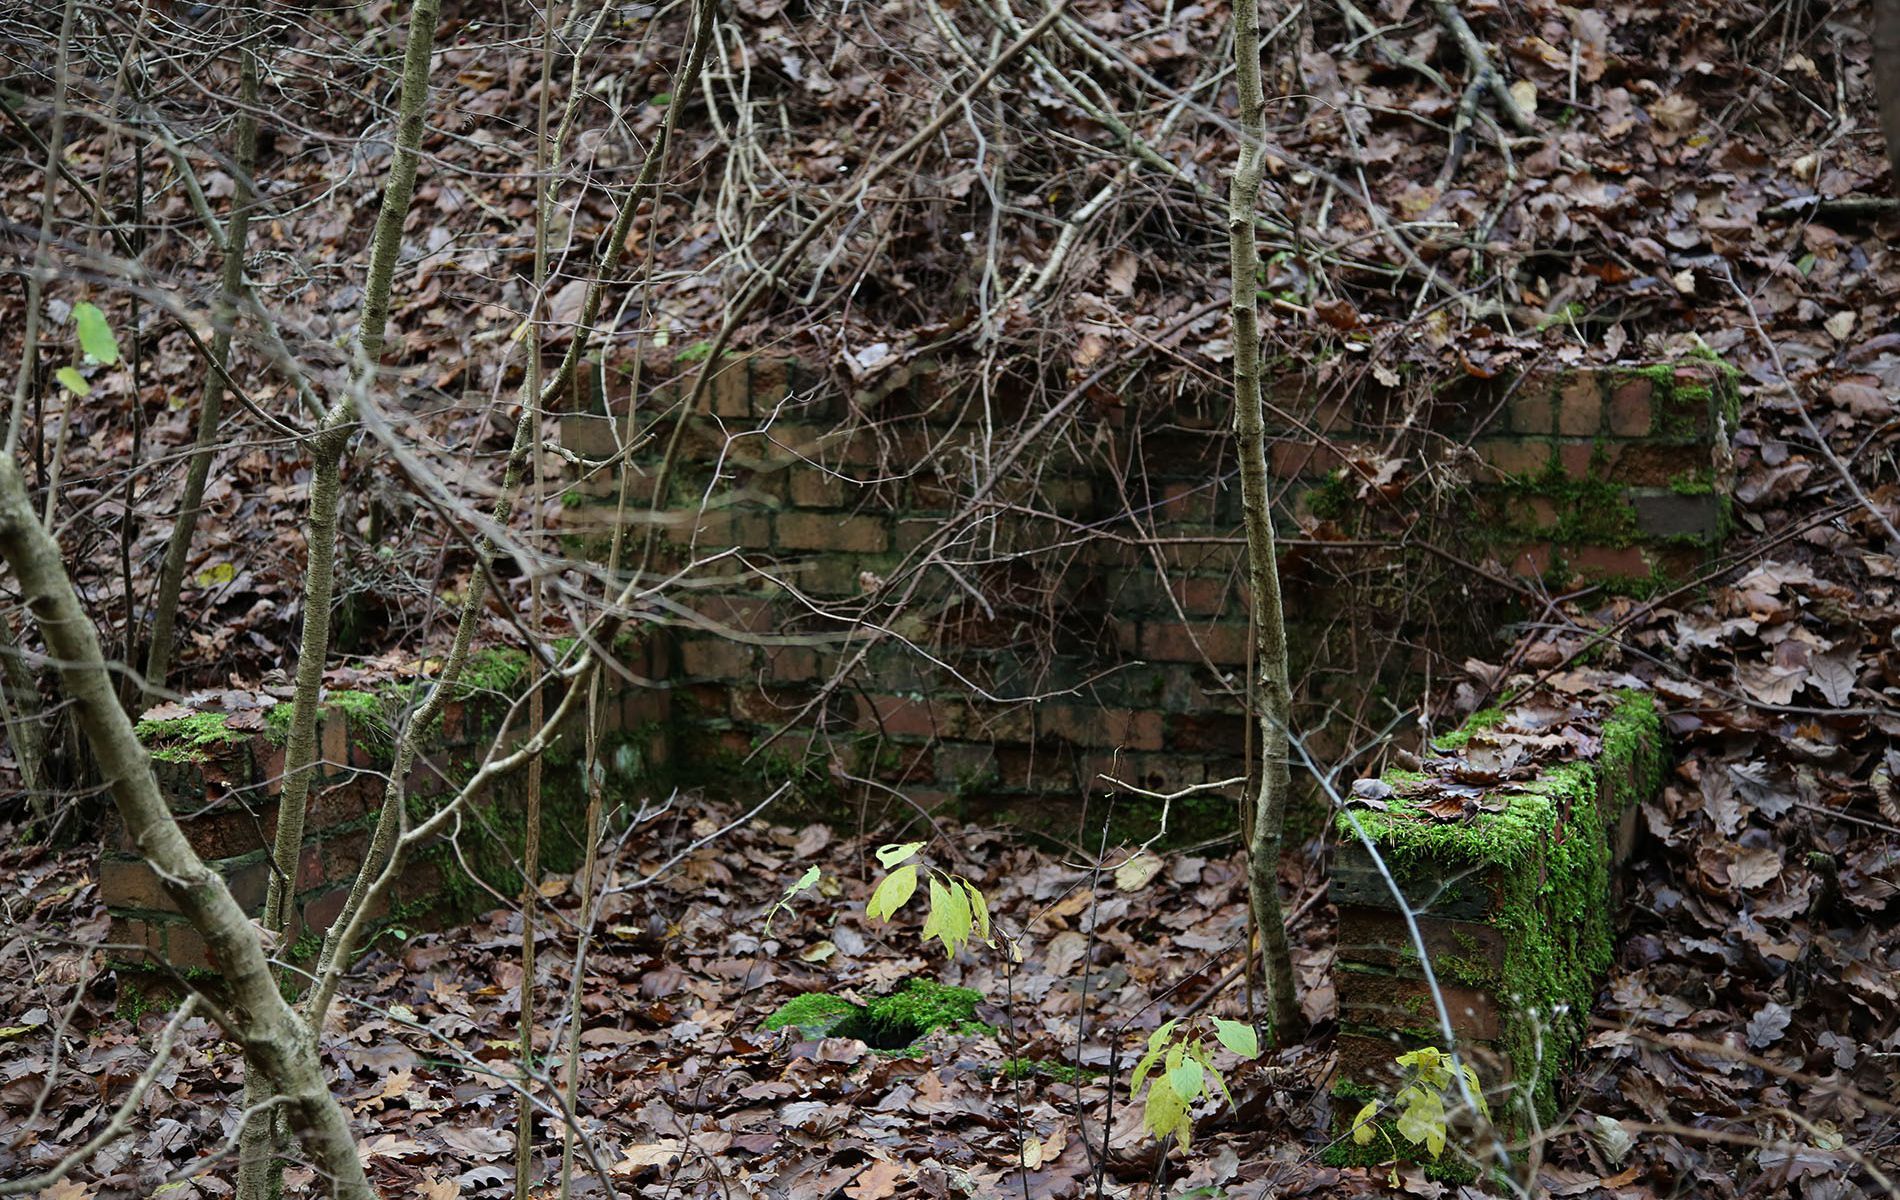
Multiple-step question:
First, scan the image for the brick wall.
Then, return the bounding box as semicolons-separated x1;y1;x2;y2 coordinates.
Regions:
554;352;1729;842
105;643;668;983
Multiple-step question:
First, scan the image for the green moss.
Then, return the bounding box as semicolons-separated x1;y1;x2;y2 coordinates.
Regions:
1668;469;1717;496
1321;1110;1481;1183
327;689;393;748
1431;708;1503;751
455;647;532;698
864;978;989;1039
265;703;294;745
1337;692;1663;1125
137;711;246;762
762;993;860;1037
1495;456;1641;548
762;980;990;1050
1000;1057;1101;1084
1307;469;1357;520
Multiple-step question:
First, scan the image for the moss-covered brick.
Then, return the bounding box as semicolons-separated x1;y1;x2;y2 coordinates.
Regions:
1332;691;1664;1131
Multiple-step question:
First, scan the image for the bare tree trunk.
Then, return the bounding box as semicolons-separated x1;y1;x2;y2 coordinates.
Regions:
241;4;443;1195
1227;0;1303;1043
145;38;261;691
1877;0;1900;192
0;455;375;1200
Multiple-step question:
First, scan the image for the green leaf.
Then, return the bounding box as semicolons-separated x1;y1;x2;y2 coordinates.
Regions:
1350;1100;1380;1146
1211;1018;1259;1061
1142;1071;1192;1151
1188;1040;1234;1110
1396;1046;1451;1090
876;841;925;868
1395;1085;1447;1158
73;301;120;365
865;864;917;922
54;366;90;396
1129;1019;1178;1099
1166;1058;1203;1107
763;864;821;934
194;562;237;588
1459;1063;1489;1120
922;874;971;956
964;880;991;944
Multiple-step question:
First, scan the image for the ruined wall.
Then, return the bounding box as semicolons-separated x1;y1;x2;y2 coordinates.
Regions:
104;644;669;985
554;353;1731;843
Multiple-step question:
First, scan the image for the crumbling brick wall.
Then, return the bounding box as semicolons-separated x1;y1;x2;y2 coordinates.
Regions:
556;354;1729;842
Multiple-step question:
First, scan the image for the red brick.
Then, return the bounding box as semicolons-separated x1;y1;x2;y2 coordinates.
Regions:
620;686;669;726
767;646;820;682
1557;441;1597;478
709;356;750;417
177;804;272;860
856;693;940;739
691;594;776;634
749;356;794;412
680;639;757;680
1165;712;1247;753
1475;439;1552;478
100;858;177;913
1270;440;1346;480
158;921;218;972
559;412;619;458
1173;576;1238;617
1557;375;1603;435
1336;967;1501;1040
1571;545;1649;577
1336;907;1508;974
1608;378;1652;436
1158;482;1206;522
320;711;349;775
1038;706;1164;751
1598;441;1708;486
775;511;888;553
1500;543;1553;577
1508;392;1555;435
789;471;848;508
302;885;385;935
1139;622;1251;666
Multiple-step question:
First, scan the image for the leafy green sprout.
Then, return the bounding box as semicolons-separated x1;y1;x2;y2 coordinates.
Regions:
864;841;992;959
763;865;821;935
56;301;121;396
1129;1016;1260;1153
1348;1046;1489;1163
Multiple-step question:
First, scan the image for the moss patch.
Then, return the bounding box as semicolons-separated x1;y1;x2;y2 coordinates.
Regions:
1000;1057;1101;1085
136;711;246;763
763;979;989;1050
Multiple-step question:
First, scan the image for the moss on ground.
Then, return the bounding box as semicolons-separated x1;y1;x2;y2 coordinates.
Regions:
763;979;989;1050
1000;1057;1101;1085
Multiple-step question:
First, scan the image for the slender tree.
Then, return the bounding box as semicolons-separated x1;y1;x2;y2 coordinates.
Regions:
145;31;261;691
1227;0;1303;1041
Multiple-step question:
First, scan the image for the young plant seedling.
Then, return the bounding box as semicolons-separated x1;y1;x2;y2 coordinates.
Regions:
1129;1016;1261;1152
1349;1046;1489;1170
864;841;992;958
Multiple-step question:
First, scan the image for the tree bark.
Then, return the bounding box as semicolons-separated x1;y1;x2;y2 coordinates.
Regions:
0;455;375;1200
1227;0;1304;1043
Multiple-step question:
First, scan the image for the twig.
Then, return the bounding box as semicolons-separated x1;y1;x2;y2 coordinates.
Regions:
1429;0;1538;136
